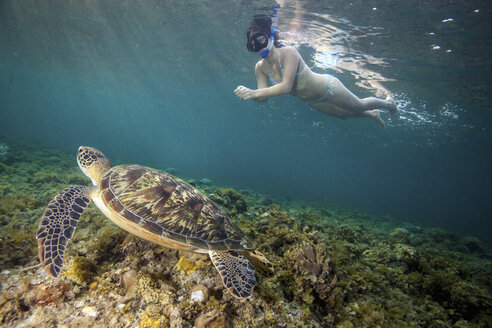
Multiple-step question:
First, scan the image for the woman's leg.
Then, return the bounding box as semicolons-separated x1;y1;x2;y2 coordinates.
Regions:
311;102;386;128
329;77;397;115
311;102;386;127
311;102;356;119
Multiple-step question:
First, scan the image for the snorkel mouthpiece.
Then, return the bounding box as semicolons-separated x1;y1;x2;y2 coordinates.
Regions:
260;38;273;58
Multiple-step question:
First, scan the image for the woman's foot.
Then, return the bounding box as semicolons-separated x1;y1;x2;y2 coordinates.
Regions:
385;98;398;116
363;109;386;128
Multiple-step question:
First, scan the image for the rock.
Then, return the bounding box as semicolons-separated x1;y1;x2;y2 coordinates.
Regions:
81;306;98;317
191;284;208;303
194;313;226;328
209;315;225;328
389;228;411;244
121;269;138;294
461;236;484;252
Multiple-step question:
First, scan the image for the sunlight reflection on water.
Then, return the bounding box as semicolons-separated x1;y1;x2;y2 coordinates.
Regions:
253;2;487;146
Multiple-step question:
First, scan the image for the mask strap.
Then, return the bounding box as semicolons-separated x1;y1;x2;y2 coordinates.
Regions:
260;6;280;59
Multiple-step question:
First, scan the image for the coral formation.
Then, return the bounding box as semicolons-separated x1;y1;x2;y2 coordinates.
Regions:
0;139;491;327
291;242;338;307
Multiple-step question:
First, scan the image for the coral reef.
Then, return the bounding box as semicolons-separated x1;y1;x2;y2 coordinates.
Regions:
0;139;491;327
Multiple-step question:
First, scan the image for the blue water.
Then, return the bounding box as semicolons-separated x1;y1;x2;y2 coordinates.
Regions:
1;1;491;243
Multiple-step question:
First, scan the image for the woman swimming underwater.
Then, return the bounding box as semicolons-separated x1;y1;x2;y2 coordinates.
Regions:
234;15;397;127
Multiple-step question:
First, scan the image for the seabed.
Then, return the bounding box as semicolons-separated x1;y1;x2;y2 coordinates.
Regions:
0;139;491;327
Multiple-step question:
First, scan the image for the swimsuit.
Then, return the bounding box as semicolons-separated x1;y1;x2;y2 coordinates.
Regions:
267;61;335;105
267;62;305;84
308;74;336;105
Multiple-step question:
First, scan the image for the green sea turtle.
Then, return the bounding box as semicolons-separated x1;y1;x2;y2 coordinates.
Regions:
36;146;273;299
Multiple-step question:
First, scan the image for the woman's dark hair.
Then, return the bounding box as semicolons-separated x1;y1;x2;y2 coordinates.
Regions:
247;14;283;48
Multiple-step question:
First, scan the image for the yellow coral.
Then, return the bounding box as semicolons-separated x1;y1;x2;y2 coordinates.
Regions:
63;256;93;285
88;281;99;293
139;311;168;328
264;309;276;324
177;255;208;274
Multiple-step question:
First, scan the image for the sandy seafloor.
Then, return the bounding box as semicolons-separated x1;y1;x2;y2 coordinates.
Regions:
0;138;491;328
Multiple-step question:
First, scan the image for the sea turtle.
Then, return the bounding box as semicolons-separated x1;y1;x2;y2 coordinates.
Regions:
36;146;273;299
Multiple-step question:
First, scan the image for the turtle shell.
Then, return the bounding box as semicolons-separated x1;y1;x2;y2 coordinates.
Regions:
99;165;254;251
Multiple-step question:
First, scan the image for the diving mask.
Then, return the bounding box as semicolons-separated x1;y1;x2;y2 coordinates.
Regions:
246;6;279;58
247;32;270;53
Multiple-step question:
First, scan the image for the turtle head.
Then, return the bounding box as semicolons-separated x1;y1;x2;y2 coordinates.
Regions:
77;146;111;185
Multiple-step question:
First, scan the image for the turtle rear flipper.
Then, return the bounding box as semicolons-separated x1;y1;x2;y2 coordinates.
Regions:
36;185;94;277
243;249;274;276
209;250;256;299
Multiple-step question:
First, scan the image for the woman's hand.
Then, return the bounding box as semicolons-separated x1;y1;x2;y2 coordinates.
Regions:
234;86;258;100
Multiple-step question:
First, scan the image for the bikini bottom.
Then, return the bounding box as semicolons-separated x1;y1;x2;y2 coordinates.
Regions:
308;74;336;105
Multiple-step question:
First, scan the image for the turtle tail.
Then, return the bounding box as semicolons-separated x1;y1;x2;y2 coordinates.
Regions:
36;185;94;277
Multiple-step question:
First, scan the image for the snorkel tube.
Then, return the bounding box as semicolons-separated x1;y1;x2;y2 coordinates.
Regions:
260;5;280;59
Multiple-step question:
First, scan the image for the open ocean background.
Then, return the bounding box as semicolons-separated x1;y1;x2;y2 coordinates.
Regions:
1;0;491;244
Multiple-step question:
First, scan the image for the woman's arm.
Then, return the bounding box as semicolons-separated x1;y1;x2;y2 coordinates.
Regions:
253;61;269;102
235;47;300;101
255;47;299;98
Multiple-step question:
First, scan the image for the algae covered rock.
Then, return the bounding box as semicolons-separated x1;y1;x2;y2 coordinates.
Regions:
389;227;411;244
460;236;485;253
199;178;212;185
213;188;248;213
0;143;9;162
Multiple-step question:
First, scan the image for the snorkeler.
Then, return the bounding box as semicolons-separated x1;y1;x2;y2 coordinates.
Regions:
234;13;397;127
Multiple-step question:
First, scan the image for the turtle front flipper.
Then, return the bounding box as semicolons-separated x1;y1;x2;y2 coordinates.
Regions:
36;185;94;277
209;250;256;299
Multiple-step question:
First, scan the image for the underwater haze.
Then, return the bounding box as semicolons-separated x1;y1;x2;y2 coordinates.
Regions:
1;0;491;244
